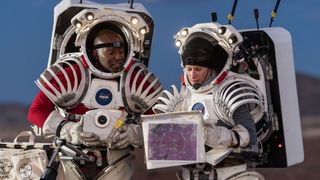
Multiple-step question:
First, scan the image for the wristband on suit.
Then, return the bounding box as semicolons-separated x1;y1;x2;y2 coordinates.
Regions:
56;120;68;137
232;130;241;148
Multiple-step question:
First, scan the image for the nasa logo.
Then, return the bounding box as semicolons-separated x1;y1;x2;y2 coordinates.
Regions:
19;163;32;179
95;89;113;106
192;102;205;115
0;159;12;178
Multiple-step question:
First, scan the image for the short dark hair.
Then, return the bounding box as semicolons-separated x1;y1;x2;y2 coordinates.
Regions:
182;36;228;73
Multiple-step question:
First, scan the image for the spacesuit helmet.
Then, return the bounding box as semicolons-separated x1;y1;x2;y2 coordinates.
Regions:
70;7;153;79
181;33;228;91
175;22;244;93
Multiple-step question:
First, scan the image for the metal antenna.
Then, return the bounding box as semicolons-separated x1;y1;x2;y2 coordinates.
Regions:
228;0;238;24
269;0;281;27
254;9;260;29
211;12;217;22
130;0;134;9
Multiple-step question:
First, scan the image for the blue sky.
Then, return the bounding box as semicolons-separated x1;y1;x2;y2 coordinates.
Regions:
1;0;319;105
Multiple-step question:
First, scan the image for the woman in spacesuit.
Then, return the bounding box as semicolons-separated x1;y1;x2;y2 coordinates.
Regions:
153;31;264;179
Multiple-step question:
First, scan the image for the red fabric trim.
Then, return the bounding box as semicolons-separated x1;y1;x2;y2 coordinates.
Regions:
28;92;54;128
215;71;228;85
80;55;89;68
180;73;185;86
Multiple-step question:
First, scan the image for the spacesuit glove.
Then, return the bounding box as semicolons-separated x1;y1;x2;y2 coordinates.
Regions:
60;119;100;147
112;124;143;149
42;111;100;146
152;85;185;114
78;132;101;147
205;125;236;148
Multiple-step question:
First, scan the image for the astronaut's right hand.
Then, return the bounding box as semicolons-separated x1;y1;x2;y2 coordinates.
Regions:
42;111;100;146
60;119;100;146
152;85;185;114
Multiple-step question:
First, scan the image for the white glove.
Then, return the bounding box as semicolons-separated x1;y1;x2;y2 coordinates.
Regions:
205;125;234;148
112;124;143;149
205;124;250;148
43;111;100;146
152;85;185;113
60;119;100;146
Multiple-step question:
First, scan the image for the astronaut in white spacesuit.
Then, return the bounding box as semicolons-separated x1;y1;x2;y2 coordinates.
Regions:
153;23;265;179
28;3;162;179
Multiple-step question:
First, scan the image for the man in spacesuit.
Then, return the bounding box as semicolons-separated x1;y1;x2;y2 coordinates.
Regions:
29;28;138;146
153;28;265;179
28;8;162;179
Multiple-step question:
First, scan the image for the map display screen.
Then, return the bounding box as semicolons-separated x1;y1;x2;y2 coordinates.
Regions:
142;111;206;169
148;123;197;161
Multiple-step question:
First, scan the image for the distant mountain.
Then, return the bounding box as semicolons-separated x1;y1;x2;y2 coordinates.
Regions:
0;103;31;139
0;103;30;128
296;72;320;116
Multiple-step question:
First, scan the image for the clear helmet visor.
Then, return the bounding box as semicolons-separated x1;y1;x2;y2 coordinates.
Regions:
83;21;131;78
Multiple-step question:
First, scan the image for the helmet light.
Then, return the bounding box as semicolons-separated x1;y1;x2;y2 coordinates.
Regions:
228;35;238;44
75;21;82;28
181;29;188;36
139;27;146;35
131;17;138;25
175;40;182;47
218;26;227;35
85;12;94;21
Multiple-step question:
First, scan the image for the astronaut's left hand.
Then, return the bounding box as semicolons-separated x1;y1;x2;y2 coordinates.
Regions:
205;124;250;148
112;124;143;149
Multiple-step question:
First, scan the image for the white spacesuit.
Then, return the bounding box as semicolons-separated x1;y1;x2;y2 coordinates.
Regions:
152;21;303;179
28;1;162;179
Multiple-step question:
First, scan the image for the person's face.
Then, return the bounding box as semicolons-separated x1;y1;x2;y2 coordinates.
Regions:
94;32;125;73
184;65;210;86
